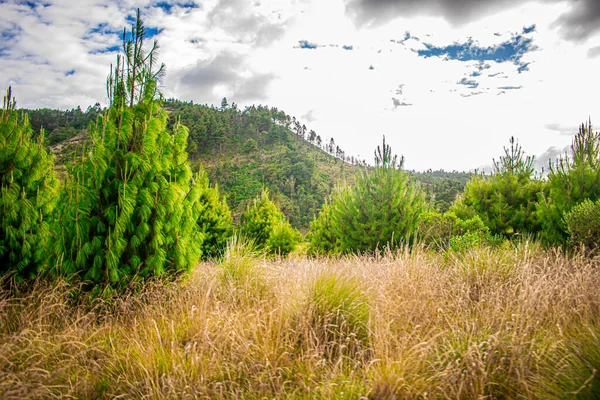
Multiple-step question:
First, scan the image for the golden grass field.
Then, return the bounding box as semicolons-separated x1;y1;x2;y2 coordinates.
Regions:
1;242;599;399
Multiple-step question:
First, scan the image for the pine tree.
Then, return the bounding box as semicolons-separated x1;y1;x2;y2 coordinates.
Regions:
195;168;233;259
0;87;58;281
240;188;301;255
537;121;600;246
307;198;340;255
308;137;427;254
53;11;203;289
451;137;544;237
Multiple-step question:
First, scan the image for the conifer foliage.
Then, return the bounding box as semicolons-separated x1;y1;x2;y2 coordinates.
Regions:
240;189;301;255
537;121;600;246
53;11;203;287
564;198;600;254
0;87;58;281
195;168;233;259
451;137;543;237
308;137;428;254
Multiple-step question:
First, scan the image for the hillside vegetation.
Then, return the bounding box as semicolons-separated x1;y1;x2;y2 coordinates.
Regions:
22;100;470;229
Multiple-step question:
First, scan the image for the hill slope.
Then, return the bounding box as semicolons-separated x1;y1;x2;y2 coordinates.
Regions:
22;99;470;228
163;99;360;229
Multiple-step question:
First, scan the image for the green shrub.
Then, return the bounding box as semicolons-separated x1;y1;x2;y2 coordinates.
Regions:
564;199;600;254
417;211;490;250
417;211;460;248
242;138;258;153
195;169;233;259
307;201;338;255
451;137;543;237
537;121;600;246
0;87;58;281
240;189;301;256
266;222;302;256
308;137;428;255
449;230;492;253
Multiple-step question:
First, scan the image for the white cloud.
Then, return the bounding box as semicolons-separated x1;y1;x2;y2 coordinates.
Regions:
1;0;599;170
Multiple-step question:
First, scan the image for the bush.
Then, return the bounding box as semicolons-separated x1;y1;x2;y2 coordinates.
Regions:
449;230;493;253
0;87;58;281
307;201;338;255
242;138;258;153
537;121;600;246
308;137;428;255
564;199;600;254
451;137;543;237
417;211;490;250
195;169;233;259
240;189;301;256
265;222;302;255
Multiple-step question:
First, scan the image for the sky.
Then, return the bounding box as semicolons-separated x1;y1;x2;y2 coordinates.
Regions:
2;0;600;171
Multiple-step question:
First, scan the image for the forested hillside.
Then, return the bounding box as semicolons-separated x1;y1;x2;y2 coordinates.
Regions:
409;169;471;212
164;99;358;228
21;101;470;227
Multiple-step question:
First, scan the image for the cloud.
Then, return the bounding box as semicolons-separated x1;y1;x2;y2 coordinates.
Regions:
302;109;317;122
0;0;131;108
254;23;286;47
392;97;412;107
461;91;483;97
344;0;519;28
534;145;571;171
343;0;600;42
297;40;319;49
155;1;199;15
545;122;578;136
588;45;600;58
175;51;275;104
458;77;479;88
553;0;600;42
207;0;290;47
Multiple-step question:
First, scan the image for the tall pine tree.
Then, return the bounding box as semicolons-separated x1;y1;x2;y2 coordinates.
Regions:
0;87;58;281
53;11;203;288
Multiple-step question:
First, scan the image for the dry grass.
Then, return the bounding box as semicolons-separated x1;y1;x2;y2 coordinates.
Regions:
1;242;600;399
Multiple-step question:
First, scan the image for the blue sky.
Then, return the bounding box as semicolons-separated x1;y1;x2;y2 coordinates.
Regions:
1;0;600;171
